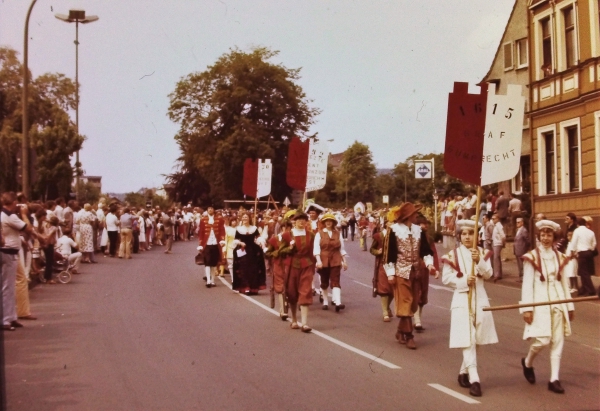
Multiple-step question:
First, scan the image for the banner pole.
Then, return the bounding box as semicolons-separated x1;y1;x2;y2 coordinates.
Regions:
467;185;483;327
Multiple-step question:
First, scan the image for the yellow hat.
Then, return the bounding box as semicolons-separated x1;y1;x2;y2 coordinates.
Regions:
321;213;338;225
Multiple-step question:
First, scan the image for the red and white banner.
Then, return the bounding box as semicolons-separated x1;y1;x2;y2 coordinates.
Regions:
243;158;272;198
444;82;525;186
286;137;329;192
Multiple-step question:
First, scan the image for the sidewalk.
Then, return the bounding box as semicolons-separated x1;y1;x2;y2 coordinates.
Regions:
435;241;600;291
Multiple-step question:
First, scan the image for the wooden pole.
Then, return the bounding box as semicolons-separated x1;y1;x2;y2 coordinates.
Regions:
483;296;598;311
467;186;483;325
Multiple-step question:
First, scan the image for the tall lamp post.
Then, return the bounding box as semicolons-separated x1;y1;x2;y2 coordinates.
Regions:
21;0;38;198
55;9;99;200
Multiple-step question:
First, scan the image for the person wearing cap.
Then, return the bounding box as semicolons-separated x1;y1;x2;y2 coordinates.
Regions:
370;216;394;322
282;210;316;333
519;219;575;394
265;211;295;320
314;213;348;312
383;202;436;350
197;206;226;288
441;219;497;397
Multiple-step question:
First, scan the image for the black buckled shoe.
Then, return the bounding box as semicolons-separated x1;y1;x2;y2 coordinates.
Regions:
458;373;472;388
521;358;535;384
335;303;345;312
548;380;564;394
469;382;482;397
322;305;328;310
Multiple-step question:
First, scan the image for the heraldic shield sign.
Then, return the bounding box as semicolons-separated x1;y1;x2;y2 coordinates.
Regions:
444;82;525;186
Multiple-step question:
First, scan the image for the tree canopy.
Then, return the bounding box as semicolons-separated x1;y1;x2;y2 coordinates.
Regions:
167;47;320;206
0;47;83;199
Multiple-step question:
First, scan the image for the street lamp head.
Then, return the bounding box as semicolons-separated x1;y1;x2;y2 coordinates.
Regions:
55;9;99;23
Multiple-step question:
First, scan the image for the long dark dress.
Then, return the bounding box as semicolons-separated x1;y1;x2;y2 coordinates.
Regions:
232;226;266;294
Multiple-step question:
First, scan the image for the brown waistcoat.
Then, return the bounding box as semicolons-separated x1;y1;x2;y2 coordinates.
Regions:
319;229;342;267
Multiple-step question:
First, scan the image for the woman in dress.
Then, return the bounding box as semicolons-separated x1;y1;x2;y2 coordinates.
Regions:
78;204;96;263
232;213;266;295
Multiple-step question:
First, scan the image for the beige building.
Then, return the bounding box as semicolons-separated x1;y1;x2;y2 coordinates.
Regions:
482;0;532;195
528;0;600;222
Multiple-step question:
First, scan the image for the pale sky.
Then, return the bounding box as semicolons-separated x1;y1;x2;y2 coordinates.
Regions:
0;0;515;193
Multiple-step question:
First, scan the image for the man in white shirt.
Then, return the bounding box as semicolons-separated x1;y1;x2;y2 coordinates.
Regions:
491;213;506;282
568;217;597;296
56;234;82;274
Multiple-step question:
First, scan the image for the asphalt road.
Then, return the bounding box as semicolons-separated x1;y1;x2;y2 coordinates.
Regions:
4;238;600;411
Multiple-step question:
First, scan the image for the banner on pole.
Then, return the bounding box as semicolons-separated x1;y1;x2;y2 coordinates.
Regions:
242;158;258;198
444;82;524;185
286;137;309;191
257;159;272;198
286;137;329;192
305;140;329;192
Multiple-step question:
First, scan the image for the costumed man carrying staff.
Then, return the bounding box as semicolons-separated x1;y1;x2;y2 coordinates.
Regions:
441;219;497;397
519;220;574;394
384;202;436;350
370;214;394;322
197;206;226;288
282;210;316;333
305;203;325;298
264;210;295;320
314;213;348;312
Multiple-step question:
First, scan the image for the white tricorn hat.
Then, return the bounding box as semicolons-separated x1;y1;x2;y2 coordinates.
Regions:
456;219;476;231
535;219;561;232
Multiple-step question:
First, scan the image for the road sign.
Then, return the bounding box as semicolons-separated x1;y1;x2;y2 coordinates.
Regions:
415;160;433;179
382;195;389;204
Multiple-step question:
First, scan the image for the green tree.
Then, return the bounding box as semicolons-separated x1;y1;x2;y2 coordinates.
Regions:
167;47;320;206
0;47;82;198
75;180;101;204
334;141;377;208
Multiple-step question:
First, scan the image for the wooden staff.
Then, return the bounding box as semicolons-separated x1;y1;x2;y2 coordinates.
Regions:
467;186;483;324
483;295;599;311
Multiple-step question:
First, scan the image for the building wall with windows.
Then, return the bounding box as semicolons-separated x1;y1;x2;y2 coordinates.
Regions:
529;0;599;274
482;0;532;195
529;0;600;220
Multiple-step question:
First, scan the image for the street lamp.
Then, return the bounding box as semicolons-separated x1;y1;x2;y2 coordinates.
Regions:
21;0;38;198
55;9;99;200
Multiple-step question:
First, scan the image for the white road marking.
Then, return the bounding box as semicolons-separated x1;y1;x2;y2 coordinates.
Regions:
428;383;480;404
218;276;401;370
352;280;372;289
429;284;453;292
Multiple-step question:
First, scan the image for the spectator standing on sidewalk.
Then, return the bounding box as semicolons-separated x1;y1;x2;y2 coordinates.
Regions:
513;217;530;282
568;217;597;296
118;208;134;259
1;192;37;330
495;191;509;229
508;193;523;237
162;209;174;254
491;213;506;282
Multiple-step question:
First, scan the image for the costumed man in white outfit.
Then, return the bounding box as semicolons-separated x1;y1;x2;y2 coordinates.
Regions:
442;219;498;397
520;220;574;394
305;203;325;298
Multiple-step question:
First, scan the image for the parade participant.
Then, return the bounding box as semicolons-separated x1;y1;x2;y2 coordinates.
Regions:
520;220;574;394
568;217;597;296
413;215;440;331
224;216;238;281
197;206;226;288
384;203;436;349
314;213;348;312
282;210;316;333
264;211;295;319
441;219;497;397
370;216;394;322
232;213;266;295
305;203;324;297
